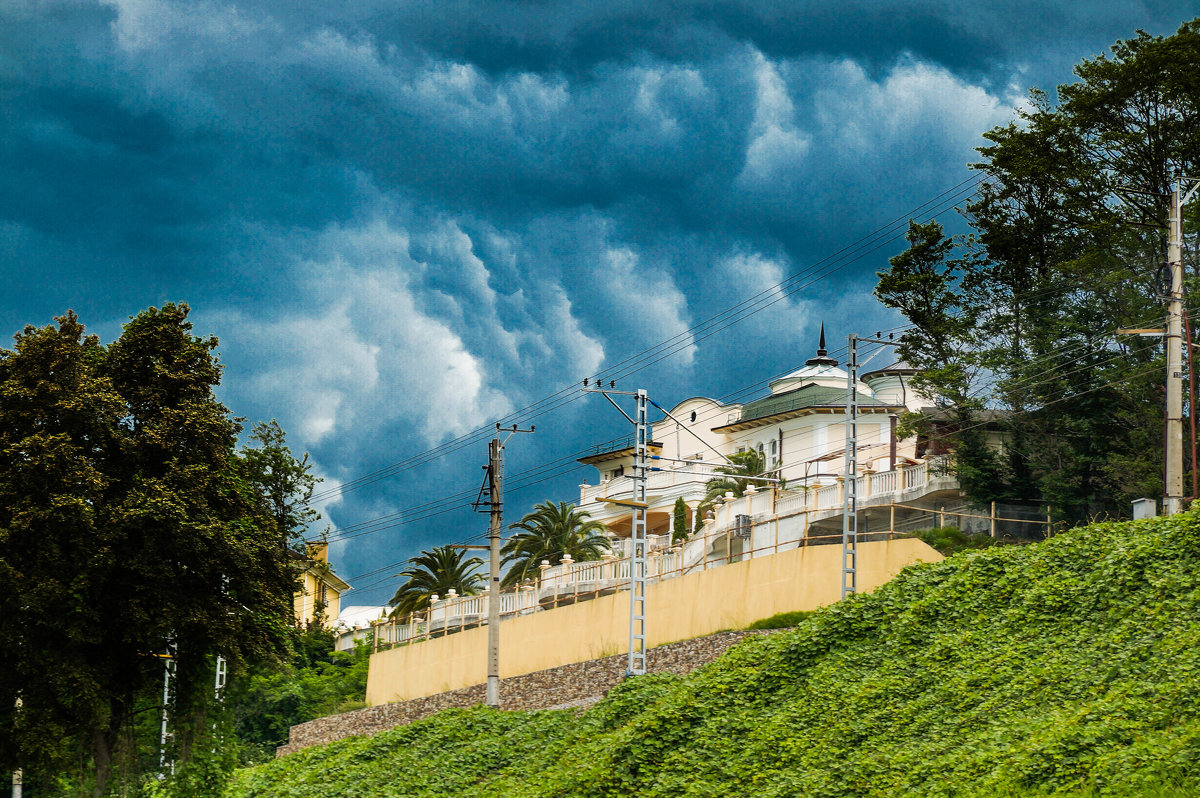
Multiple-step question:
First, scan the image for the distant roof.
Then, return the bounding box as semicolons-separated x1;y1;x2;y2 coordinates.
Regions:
862;359;918;379
713;382;900;432
335;605;388;629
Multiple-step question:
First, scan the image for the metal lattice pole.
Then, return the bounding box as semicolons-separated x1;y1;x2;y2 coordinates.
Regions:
214;654;227;701
842;335;858;598
628;389;648;676
157;637;177;776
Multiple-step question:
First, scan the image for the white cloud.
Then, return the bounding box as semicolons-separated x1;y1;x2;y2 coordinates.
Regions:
595;247;695;369
101;0;274;54
808;56;1022;153
737;52;812;188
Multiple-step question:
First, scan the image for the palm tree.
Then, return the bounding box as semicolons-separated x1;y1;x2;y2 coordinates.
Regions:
704;449;770;500
501;501;610;588
388;546;485;619
694;450;771;532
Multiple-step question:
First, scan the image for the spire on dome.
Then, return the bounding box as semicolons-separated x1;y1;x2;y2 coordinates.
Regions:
805;322;839;367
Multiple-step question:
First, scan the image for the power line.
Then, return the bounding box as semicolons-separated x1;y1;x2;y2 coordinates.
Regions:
306;176;986;506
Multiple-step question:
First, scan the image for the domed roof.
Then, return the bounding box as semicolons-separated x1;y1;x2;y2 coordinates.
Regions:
769;323;852;394
861;359;918;380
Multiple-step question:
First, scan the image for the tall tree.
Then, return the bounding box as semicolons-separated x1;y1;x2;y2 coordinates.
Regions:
875;220;1004;502
0;305;298;793
877;20;1200;519
501;501;610;588
242;419;322;550
388;546;485;618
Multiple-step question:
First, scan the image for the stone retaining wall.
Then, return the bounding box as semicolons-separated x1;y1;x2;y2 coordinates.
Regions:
278;630;767;756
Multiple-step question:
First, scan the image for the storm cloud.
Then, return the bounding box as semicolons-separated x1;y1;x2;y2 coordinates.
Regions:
1;0;1191;602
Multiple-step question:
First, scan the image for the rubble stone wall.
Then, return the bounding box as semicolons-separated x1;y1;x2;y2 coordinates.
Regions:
278;630;768;756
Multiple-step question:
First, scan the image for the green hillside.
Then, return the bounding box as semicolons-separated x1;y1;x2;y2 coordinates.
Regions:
228;513;1200;797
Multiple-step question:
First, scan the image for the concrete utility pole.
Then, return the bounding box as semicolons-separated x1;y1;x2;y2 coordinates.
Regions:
486;437;503;707
1166;175;1200;514
475;423;533;708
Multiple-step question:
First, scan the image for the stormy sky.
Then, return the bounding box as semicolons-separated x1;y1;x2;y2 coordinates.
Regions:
1;1;1193;605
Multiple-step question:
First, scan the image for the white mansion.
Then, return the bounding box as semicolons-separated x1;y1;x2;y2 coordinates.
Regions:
372;330;972;649
577;329;961;555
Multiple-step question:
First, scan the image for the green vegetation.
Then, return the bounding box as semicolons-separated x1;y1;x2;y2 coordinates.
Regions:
0;306;327;795
229;511;1200;796
746;610;812;629
672;497;689;543
501;500;610;588
388;545;485;618
0;306;319;795
230;627;371;763
914;525;998;555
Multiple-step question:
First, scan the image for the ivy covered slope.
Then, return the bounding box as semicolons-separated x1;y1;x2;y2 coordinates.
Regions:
229;514;1200;797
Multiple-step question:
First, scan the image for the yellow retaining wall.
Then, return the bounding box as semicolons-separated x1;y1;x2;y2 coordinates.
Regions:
366;537;940;705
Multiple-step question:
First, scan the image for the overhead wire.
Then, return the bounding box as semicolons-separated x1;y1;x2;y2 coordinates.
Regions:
307;175;986;506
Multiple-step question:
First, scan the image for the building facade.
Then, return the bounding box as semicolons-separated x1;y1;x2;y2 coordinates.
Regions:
294;541;352;629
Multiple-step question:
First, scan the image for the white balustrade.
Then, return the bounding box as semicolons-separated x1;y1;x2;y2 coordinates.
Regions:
774;489;808;516
814;483;839;509
376;457;953;651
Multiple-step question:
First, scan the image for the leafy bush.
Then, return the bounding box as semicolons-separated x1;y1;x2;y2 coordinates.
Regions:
228;512;1200;797
229;627;371;763
747;610;813;629
916;524;997;555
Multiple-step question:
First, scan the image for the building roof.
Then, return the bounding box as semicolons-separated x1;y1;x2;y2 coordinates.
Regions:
712;382;901;433
577;436;664;465
861;359;918;380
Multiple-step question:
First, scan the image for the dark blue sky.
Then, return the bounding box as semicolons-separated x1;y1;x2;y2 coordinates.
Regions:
2;1;1194;605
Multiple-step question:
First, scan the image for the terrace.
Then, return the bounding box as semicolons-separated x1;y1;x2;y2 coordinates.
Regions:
372;455;1002;651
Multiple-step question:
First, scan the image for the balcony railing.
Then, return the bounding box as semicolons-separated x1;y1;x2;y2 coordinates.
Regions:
580;462;726;506
373;456;958;653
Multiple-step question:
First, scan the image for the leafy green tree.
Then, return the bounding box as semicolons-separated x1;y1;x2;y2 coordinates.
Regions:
877;20;1200;518
501;501;610;588
875;220;1005;503
230;628;371;763
389;546;485;618
0;306;297;794
242;419;322;550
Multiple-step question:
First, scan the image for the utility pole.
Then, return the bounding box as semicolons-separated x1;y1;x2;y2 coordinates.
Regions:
584;382;651;676
157;637;177;777
1166;174;1200;514
629;389;648;676
11;698;20;798
473;423;533;708
843;333;898;598
843;335;858;599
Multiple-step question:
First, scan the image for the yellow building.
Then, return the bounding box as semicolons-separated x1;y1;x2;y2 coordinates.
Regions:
293;541;351;629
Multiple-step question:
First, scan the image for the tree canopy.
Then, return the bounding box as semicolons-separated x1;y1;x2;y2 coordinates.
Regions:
877;20;1200;520
0;305;306;794
388;546;485;618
